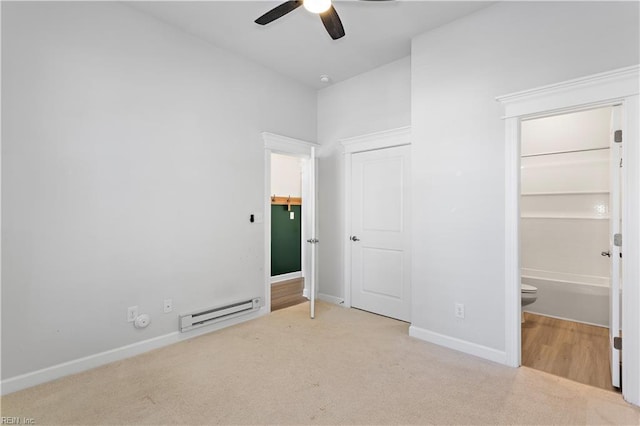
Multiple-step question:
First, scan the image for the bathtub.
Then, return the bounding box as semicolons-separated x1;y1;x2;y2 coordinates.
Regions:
521;270;610;327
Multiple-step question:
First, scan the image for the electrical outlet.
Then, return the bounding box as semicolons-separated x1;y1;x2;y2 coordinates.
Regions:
455;303;465;319
163;299;173;313
127;306;139;322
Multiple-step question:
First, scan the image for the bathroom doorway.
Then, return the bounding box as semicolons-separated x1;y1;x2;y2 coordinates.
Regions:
518;106;621;391
499;66;639;406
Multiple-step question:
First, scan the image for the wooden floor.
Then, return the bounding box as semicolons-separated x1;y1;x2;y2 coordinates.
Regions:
522;312;617;391
271;277;307;312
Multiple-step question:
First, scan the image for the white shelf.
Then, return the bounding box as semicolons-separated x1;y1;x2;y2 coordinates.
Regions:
521;191;609;196
521;215;609;220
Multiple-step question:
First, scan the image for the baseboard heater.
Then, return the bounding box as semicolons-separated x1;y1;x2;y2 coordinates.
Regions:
179;297;261;333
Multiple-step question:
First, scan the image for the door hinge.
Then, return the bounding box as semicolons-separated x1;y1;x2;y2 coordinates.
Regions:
614;233;622;247
306;238;319;244
614;336;622;350
614;130;622;143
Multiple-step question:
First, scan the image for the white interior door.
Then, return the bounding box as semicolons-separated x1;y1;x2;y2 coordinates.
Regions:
609;105;622;388
350;145;411;321
303;147;318;319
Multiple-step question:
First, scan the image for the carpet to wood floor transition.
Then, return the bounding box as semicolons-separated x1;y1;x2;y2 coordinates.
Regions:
271;277;306;311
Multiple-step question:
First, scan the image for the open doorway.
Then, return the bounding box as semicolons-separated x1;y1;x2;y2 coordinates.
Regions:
270;153;306;311
262;132;318;318
519;107;621;391
499;65;639;407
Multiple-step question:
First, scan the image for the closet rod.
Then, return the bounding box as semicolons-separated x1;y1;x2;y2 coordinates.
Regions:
521;146;609;158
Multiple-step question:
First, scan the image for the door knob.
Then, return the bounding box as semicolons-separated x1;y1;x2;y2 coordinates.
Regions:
350;235;360;242
601;251;611;257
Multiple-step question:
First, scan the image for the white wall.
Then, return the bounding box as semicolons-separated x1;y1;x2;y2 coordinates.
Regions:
521;108;612;286
271;154;302;198
411;1;639;352
521;107;612;156
521;109;612;325
316;57;411;300
1;2;316;380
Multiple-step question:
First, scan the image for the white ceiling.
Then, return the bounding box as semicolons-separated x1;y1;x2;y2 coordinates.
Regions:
127;1;493;89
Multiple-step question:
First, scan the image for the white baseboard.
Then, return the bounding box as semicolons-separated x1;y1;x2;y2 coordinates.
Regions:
523;310;607;329
317;293;344;305
270;271;302;283
1;309;266;396
409;325;507;365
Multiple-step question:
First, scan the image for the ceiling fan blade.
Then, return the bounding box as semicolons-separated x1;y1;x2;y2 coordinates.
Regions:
255;1;303;25
319;5;345;40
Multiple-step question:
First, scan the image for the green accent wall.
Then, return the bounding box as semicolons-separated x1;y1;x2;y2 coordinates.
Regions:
271;205;301;276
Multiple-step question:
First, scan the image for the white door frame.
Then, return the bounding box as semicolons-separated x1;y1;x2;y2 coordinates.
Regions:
262;132;319;312
497;65;640;406
340;126;411;308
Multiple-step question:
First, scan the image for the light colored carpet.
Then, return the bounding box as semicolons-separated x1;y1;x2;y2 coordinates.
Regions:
2;302;639;425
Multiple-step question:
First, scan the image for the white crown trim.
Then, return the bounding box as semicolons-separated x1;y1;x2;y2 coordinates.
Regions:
340;126;411;153
497;65;639;118
262;132;318;155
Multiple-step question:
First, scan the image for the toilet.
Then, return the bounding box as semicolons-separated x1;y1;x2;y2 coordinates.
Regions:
521;283;537;322
521;284;537;306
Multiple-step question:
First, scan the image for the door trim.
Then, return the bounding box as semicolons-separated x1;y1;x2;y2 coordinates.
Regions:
262;132;318;313
340;126;411;308
497;65;640;406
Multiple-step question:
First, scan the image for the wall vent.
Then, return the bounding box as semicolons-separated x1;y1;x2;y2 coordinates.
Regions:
179;298;261;333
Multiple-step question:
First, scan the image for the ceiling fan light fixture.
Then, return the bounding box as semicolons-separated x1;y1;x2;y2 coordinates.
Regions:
303;0;332;14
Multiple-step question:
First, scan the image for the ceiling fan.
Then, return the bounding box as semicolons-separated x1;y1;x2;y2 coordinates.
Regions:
255;0;392;40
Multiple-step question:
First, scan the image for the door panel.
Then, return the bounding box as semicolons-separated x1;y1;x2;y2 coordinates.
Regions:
351;145;411;321
609;105;622;388
362;248;404;298
304;147;317;319
362;159;404;231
